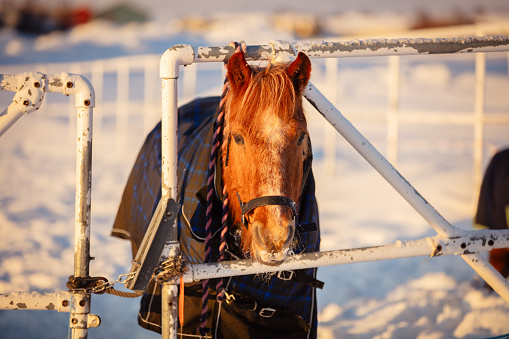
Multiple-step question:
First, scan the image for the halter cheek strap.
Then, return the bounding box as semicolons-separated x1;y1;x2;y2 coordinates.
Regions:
236;192;299;229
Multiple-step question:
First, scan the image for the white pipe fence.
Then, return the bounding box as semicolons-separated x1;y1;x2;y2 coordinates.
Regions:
0;71;96;338
157;36;509;339
1;34;509;339
1;47;507;195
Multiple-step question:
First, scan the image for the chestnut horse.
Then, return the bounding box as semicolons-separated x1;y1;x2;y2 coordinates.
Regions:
223;50;312;264
112;50;321;338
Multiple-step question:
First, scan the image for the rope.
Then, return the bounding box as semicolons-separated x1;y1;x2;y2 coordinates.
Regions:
215;183;229;302
198;41;243;337
199;72;227;337
213;83;230;303
104;288;145;298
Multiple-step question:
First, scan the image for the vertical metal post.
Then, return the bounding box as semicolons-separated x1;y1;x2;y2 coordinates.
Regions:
387;56;400;167
71;104;93;339
159;45;194;339
160;76;180;339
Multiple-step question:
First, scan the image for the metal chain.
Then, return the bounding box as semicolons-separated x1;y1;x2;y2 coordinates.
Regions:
67;272;144;298
92;273;136;293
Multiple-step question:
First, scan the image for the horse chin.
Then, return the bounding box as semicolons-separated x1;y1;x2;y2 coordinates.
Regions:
257;248;289;266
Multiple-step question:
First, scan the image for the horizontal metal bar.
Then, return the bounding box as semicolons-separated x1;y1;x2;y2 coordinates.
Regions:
0;72;95;106
191;36;509;63
182;229;509;283
0;72;95;138
293;36;509;58
0;291;71;312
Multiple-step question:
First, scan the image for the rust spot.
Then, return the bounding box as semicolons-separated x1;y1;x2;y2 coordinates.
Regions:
46;303;55;310
16;303;27;309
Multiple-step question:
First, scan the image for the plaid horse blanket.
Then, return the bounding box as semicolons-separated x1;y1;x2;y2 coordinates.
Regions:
112;97;321;338
475;148;509;231
474;149;509;278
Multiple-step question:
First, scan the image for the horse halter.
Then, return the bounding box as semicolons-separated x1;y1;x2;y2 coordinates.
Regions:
236;193;299;229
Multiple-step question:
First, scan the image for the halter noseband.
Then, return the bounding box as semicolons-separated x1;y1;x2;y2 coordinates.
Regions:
236;192;299;229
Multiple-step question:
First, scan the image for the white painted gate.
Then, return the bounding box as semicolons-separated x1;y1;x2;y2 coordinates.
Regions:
1;36;509;338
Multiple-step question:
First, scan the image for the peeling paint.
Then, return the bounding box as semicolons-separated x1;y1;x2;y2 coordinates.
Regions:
49;78;63;88
191;37;509;65
293;36;509;57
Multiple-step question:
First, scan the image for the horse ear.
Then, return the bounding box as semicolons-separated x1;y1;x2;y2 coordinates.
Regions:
227;51;251;94
287;52;311;93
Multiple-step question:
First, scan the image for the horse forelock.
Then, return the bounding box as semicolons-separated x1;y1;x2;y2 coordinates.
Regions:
226;63;306;135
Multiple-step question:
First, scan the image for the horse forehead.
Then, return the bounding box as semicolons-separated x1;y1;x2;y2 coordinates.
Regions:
246;111;301;141
262;114;286;139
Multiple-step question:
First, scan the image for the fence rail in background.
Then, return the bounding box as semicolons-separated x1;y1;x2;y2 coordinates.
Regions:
2;28;508;197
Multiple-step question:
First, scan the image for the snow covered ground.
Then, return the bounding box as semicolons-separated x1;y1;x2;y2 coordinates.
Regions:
1;2;509;338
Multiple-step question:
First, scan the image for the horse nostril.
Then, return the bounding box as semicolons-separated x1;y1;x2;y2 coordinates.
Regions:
251;221;267;247
285;222;295;247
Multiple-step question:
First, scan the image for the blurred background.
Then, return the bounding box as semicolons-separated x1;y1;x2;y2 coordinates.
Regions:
1;0;509;338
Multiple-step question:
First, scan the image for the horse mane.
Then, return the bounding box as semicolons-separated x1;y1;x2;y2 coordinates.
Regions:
225;62;307;137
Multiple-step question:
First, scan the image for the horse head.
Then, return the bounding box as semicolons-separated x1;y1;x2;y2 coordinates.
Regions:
222;50;312;265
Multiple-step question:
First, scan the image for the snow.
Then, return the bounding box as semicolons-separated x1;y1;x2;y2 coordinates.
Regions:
1;1;509;338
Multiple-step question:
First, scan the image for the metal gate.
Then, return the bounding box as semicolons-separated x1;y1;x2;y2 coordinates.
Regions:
2;36;509;339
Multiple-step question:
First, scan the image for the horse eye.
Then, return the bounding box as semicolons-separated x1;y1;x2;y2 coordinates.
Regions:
233;133;244;146
297;133;306;145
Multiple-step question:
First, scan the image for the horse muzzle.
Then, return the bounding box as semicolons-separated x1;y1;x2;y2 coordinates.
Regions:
249;217;296;265
236;193;298;265
259;248;291;266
